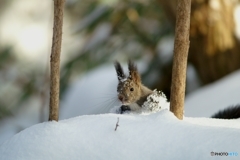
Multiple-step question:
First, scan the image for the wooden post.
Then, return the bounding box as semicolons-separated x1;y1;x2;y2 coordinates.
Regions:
170;0;191;120
49;0;65;121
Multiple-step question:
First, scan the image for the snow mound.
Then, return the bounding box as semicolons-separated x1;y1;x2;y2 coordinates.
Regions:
0;111;240;160
142;89;169;112
185;69;240;117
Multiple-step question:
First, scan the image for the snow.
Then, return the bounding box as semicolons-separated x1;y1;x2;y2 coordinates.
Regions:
0;110;240;160
110;89;169;114
157;36;174;65
0;65;240;159
1;1;240;157
60;65;120;119
60;62;147;119
141;90;169;112
0;68;240;159
61;64;240;119
185;69;240;117
0;64;239;147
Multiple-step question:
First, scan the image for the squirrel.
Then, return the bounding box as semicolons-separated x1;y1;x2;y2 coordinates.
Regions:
114;60;240;119
114;60;153;113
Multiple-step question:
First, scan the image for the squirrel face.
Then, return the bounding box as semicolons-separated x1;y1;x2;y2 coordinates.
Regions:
117;77;142;105
114;61;142;105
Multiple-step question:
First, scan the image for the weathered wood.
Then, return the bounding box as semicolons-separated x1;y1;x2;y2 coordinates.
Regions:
49;0;65;121
170;0;191;120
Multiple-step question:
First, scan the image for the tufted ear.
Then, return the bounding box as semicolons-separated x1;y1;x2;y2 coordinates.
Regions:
114;61;126;81
128;60;141;84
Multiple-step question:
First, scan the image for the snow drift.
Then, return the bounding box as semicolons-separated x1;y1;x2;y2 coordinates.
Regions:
0;110;239;160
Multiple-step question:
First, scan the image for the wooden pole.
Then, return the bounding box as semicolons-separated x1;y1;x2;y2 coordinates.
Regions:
49;0;65;121
170;0;191;120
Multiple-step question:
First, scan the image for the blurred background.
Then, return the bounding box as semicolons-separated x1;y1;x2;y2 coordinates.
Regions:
0;0;240;143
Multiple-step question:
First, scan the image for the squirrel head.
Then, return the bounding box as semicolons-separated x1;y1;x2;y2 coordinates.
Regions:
114;60;142;105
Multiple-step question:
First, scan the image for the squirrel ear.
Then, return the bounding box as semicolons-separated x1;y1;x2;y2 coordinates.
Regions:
128;60;141;84
114;61;126;81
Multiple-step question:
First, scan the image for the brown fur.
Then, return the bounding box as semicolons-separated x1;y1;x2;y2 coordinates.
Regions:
114;61;153;108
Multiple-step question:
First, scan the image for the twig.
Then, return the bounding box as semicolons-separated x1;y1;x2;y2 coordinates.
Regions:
115;117;119;131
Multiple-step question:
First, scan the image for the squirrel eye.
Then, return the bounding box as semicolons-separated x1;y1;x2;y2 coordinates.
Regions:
130;88;134;91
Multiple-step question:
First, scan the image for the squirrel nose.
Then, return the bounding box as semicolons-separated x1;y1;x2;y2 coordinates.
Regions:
118;95;124;102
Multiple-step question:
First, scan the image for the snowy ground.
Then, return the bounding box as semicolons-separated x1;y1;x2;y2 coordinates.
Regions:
0;110;239;160
185;69;240;117
1;1;239;158
0;64;239;146
0;65;239;159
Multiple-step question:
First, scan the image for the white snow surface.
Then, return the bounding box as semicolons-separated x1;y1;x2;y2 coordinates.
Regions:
60;65;120;119
0;64;240;147
1;110;240;160
185;69;240;117
142;89;169;112
0;64;240;159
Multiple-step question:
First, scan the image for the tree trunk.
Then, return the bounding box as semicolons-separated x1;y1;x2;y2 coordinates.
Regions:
158;0;240;85
189;0;240;84
49;0;65;121
170;0;191;120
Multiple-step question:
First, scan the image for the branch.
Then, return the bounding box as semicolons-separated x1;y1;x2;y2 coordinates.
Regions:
49;0;65;121
170;0;191;120
115;117;120;131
